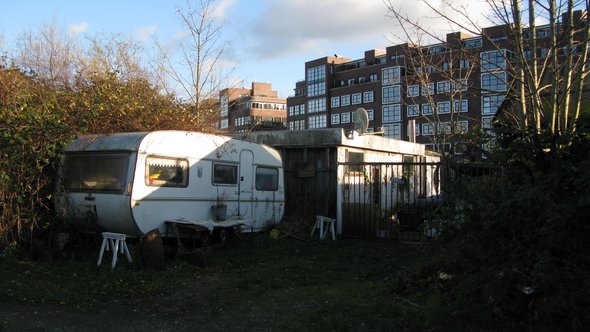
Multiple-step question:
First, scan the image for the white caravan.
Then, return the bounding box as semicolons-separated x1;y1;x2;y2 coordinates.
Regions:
54;131;285;237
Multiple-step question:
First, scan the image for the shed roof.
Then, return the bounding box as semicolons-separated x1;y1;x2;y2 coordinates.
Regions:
236;128;439;157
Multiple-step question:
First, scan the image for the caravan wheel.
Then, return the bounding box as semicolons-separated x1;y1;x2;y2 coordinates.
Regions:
213;227;233;244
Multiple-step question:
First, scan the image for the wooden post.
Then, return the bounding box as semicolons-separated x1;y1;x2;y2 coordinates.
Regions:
140;228;166;271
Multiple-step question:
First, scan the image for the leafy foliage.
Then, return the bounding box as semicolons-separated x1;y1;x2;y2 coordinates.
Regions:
425;129;590;331
0;62;217;250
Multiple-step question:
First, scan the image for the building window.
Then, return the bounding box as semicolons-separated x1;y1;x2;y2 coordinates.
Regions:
308;115;327;128
437;81;450;94
437;101;451;114
482;94;504;115
235;116;252;126
220;95;228;117
481;72;507;93
370;74;378;82
459;59;470;69
288;119;305;130
407;104;420;117
539;48;548;58
341;95;350;106
481;49;509;72
307;98;326;113
297;104;306;115
331;114;340;125
348;78;355;86
352;93;362;105
330;96;340;108
341;112;351;123
390;54;405;61
463;38;482;48
456;120;469;133
437;122;452;134
307;65;326;97
382;85;401;104
536;28;548;38
407;84;420;97
383;123;402;139
422;83;435;96
220;119;228;129
345;151;364;174
363;91;374;103
453;78;468;92
382;66;403;85
481;116;494;130
366;109;374;120
453;99;468;113
422;123;434;135
422;103;433;115
382;104;401;123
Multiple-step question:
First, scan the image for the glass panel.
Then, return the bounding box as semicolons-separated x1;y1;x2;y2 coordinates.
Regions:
63;153;129;192
146;156;189;187
213;164;238;185
255;167;279;191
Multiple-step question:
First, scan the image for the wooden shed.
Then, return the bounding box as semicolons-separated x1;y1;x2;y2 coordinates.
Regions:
237;128;441;237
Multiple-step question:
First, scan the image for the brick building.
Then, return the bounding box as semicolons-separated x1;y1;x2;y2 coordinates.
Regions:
219;82;287;133
286;11;587;158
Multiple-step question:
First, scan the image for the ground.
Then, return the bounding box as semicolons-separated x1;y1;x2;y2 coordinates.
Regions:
0;235;432;331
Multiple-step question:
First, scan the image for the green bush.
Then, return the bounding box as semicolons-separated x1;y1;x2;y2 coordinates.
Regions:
0;67;212;251
429;150;590;331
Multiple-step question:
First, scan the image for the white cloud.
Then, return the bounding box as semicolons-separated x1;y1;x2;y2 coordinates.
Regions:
212;0;236;18
246;0;389;58
242;0;494;59
135;25;158;41
68;22;88;36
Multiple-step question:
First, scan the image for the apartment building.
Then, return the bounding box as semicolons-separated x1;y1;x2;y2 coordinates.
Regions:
286;11;586;157
219;82;287;133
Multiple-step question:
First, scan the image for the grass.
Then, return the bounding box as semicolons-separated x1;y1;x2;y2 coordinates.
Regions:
0;234;443;331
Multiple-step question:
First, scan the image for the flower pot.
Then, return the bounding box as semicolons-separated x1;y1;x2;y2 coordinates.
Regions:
212;205;227;221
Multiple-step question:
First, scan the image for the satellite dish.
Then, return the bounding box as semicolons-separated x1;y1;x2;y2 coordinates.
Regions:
353;107;369;134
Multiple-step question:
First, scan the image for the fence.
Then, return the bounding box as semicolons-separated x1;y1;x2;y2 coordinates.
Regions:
339;161;502;240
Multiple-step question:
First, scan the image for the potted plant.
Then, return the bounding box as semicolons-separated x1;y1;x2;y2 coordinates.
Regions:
212;192;228;221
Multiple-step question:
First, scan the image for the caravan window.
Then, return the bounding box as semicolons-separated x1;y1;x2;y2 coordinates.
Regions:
63;153;129;192
146;156;189;188
213;163;237;185
255;167;278;191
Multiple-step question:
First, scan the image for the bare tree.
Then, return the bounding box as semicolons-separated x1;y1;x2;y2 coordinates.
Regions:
384;0;590;159
78;34;149;83
153;0;238;130
383;3;483;161
15;20;80;88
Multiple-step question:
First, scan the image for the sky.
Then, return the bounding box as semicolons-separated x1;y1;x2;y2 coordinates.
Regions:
0;0;493;99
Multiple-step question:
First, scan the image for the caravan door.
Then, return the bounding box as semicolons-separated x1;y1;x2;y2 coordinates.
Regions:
238;150;254;220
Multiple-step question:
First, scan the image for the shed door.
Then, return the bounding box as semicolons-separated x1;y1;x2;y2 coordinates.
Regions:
238;150;254;218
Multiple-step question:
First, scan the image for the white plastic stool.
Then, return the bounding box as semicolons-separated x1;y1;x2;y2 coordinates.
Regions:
310;216;336;240
97;232;132;268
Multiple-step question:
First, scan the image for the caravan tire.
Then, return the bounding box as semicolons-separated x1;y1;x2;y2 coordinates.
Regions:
213;228;232;244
